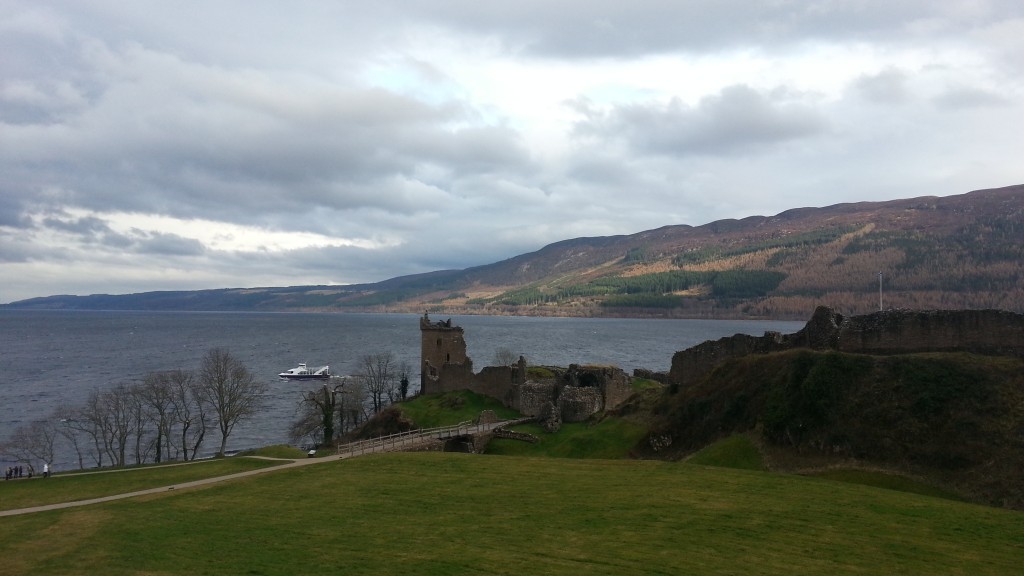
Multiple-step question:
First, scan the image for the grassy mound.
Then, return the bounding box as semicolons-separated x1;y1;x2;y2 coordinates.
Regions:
395;390;521;428
687;433;765;470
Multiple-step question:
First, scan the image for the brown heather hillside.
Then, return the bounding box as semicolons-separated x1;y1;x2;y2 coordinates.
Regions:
400;184;1024;319
7;184;1023;317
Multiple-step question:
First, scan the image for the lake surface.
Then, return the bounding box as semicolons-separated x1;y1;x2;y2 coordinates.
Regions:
0;310;803;469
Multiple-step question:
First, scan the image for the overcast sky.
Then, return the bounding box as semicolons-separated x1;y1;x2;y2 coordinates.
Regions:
3;1;1023;303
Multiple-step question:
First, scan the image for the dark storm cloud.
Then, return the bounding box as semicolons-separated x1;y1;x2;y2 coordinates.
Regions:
573;85;825;156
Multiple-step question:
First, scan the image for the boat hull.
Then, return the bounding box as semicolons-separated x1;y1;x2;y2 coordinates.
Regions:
277;363;330;380
278;374;331;380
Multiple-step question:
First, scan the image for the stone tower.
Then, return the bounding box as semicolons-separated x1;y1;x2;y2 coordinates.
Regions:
420;312;472;394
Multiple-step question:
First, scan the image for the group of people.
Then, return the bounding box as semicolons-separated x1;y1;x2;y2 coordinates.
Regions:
3;463;49;480
4;465;29;480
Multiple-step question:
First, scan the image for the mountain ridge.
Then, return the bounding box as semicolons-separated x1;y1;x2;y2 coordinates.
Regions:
6;184;1023;319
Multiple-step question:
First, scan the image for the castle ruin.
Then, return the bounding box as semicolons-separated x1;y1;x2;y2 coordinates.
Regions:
669;306;1024;388
419;312;632;423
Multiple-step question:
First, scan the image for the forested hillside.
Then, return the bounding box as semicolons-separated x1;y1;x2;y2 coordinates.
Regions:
6;185;1022;319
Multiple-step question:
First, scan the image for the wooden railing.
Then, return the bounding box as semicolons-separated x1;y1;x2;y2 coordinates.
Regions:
335;417;534;458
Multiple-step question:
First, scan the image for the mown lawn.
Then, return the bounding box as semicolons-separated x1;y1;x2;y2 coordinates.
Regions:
1;452;1022;575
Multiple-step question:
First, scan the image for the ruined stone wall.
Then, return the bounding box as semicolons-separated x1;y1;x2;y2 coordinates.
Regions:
559;386;604;423
599;367;634;411
508;381;558;416
426;361;476;395
473;365;519;403
837;309;1024;356
669;332;790;389
668;306;1024;388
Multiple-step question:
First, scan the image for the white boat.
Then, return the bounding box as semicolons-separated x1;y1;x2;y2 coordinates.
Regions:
278;363;330;380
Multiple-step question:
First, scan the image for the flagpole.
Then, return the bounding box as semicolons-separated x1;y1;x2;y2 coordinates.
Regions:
878;271;883;311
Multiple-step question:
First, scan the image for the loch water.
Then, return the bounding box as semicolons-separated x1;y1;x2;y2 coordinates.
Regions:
0;310;803;469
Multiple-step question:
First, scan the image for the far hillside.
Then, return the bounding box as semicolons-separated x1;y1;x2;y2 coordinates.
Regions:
6;184;1023;318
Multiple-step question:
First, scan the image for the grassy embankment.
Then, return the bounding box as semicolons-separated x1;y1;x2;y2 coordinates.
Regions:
2;451;1023;575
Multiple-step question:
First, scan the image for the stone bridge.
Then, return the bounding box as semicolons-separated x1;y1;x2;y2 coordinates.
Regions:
335;417;536;457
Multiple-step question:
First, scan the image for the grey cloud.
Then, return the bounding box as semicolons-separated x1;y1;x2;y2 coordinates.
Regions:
1;38;535;238
3;0;1024;304
853;68;912;105
932;86;1010;109
132;231;206;256
574;85;826;156
40;214;134;248
35;214;203;256
0;232;31;263
42;215;111;236
399;1;1024;58
0;193;29;228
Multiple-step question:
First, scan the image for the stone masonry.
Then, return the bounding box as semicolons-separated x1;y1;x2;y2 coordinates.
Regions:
419;313;632;422
669;306;1024;388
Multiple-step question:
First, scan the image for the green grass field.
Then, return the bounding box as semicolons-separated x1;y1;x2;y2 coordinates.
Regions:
0;457;285;511
2;452;1022;575
687;433;766;470
487;419;649;458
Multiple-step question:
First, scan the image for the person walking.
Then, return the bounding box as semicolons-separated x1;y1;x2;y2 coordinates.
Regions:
43;463;49;478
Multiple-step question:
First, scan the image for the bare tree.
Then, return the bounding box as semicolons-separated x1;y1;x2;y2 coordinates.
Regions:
1;419;58;474
166;369;206;461
338;377;369;434
292;381;345;448
360;351;398;414
102;382;137;467
197;348;267;457
54;405;88;470
77;387;112;468
493;347;518;367
137;372;177;463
